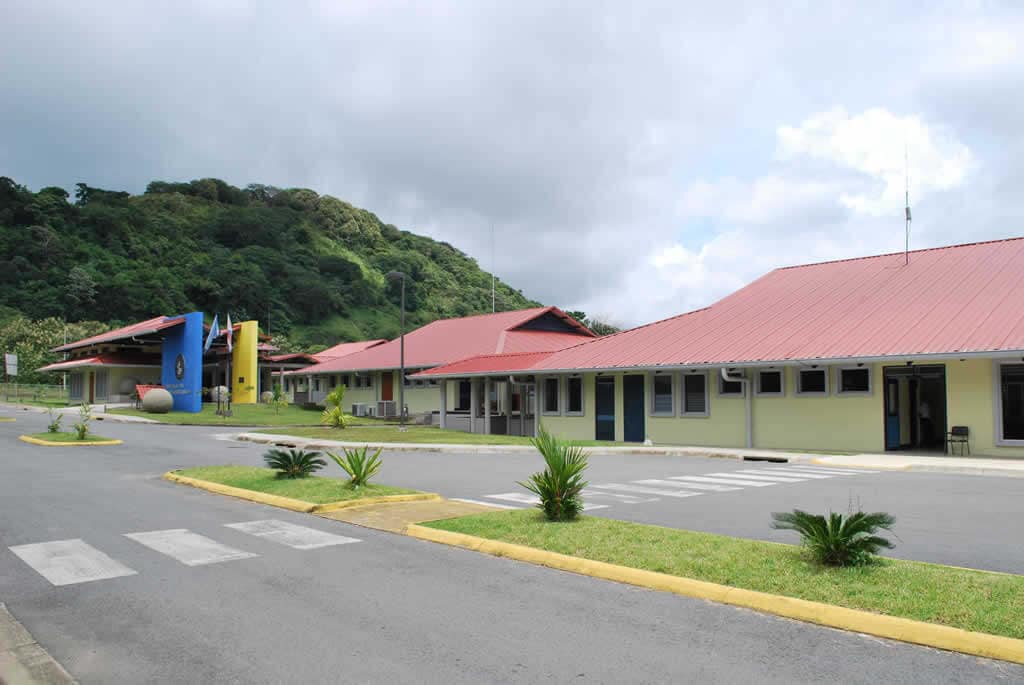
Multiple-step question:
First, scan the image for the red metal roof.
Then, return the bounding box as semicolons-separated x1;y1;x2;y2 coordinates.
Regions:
288;307;592;375
313;339;388;362
413;351;557;377
53;316;185;352
37;353;162;372
417;237;1024;376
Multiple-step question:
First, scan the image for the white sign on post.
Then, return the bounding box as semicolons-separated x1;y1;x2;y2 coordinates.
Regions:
4;353;17;376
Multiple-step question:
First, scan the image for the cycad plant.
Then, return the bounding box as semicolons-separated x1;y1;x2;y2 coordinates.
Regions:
46;409;62;434
263;448;326;479
326;446;382;487
518;428;589;521
320;385;348;429
771;509;896;567
73;403;91;441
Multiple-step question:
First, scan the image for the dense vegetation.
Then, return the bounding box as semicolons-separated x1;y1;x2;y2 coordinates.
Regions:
0;176;539;357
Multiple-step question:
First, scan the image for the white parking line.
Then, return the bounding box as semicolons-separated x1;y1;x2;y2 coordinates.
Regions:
668;475;776;487
124;529;258;566
592;483;702;498
9;539;137;586
635;478;742;492
742;468;834;479
452;498;523;509
225;520;361;550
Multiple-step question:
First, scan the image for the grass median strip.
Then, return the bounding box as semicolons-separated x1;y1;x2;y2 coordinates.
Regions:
174;465;420;504
110;403;324;426
20;432;121;445
423;509;1024;640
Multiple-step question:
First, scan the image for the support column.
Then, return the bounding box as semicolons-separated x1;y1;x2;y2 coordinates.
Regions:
484;377;492;435
504;380;513;435
470;378;479;434
535;375;543;437
439;380;447;429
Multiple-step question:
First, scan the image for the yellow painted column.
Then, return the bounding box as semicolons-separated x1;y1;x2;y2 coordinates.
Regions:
231;320;259;404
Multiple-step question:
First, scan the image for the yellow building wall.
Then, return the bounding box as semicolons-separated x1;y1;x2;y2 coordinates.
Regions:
231;321;259;404
946;358;1024;457
538;374;597;442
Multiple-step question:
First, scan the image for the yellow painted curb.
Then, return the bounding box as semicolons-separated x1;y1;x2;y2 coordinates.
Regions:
0;417;15;422
406;524;1024;666
18;435;122;446
162;472;440;514
311;493;441;513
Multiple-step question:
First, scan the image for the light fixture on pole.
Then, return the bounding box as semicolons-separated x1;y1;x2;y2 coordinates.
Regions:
386;271;407;431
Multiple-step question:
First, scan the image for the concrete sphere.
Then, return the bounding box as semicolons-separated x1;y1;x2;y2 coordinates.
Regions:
118;377;139;394
260;391;274;404
210;386;229;402
142;388;174;414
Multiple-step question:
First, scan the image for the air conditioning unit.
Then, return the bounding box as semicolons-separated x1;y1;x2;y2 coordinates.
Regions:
351;403;368;417
377;400;397;418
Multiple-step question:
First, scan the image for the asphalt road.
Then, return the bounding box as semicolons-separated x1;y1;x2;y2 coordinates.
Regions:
2;409;1023;683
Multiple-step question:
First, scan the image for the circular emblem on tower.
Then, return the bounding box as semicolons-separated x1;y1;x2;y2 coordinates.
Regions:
175;353;186;380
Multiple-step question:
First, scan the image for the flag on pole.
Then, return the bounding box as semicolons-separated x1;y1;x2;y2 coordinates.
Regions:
204;314;220;353
225;314;233;352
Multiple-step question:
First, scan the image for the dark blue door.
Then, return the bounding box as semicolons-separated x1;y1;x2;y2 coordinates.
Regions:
595;377;615;441
623;375;645;443
884;377;900;450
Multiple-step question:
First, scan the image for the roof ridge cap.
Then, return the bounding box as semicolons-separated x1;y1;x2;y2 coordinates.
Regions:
776;236;1024;271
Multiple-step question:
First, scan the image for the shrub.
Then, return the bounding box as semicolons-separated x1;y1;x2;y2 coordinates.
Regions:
72;403;91;441
327;446;382;487
46;409;62;433
269;382;289;415
771;509;896;567
320;385;348;428
263;448;326;479
518;428;589;521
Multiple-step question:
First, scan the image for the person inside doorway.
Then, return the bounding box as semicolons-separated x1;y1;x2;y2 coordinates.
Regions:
919;399;934;448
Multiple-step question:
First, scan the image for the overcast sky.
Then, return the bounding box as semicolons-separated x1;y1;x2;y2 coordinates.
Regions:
2;2;1022;326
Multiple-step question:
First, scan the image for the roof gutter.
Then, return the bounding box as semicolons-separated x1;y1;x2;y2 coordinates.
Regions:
413;348;1024;380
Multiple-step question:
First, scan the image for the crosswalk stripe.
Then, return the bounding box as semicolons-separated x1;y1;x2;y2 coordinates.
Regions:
715;471;808;483
225;520;360;550
635;478;741;492
584;491;659;504
124;529;258;566
783;465;873;474
742;468;835;480
485;493;608;511
592;483;702;498
9;539;137;586
451;498;523;509
669;475;775;487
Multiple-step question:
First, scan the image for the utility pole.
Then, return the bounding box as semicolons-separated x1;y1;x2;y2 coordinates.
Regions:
387;271;407;431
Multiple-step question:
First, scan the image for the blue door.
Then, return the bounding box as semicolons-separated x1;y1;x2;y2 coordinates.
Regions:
595;377;615;441
623;375;645;443
884;377;901;450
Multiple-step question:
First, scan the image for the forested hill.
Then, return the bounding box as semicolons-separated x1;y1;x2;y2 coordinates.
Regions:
0;176;539;347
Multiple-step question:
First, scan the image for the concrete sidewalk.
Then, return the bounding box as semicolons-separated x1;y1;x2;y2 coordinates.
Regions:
318;498;497;533
238;431;1024;478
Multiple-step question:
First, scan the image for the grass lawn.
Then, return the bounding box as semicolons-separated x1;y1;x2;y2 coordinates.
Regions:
109;403;325;426
175;465;419;504
25;431;116;443
424;510;1024;639
255;424;624;447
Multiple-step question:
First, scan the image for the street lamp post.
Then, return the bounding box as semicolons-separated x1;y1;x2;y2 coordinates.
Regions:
387;271;407;431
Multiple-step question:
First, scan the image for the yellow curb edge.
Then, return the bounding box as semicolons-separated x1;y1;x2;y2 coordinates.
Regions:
162;472;440;514
18;435;122;446
405;524;1024;666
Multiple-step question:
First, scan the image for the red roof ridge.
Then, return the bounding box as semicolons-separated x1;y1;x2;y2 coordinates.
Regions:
775;235;1024;272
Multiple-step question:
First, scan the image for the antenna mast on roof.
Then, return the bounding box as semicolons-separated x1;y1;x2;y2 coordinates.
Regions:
491;222;496;313
904;144;912;265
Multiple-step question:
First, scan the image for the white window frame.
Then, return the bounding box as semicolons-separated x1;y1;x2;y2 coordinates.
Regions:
680;371;710;418
796;367;829;396
994;360;1024;446
836;365;872;396
755;369;785;397
718;370;746;398
565;376;585;416
541;376;562;416
648;372;676;417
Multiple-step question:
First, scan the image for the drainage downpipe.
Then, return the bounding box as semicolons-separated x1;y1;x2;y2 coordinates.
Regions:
721;368;753;448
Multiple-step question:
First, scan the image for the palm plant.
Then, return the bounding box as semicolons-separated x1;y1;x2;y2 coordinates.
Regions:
270;382;289;415
320;385;348;428
326;446;382;487
73;403;91;441
518;428;589;521
771;509;896;567
46;409;62;433
263;448;326;479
